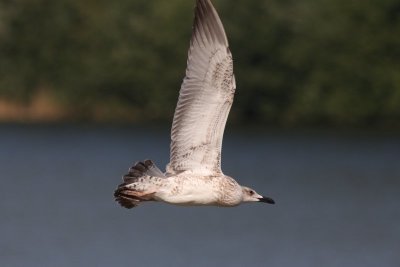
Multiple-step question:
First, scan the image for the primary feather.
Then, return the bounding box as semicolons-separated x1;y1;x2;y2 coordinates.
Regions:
167;0;236;176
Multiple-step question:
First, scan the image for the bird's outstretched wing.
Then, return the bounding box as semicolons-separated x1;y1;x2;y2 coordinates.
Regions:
167;0;236;176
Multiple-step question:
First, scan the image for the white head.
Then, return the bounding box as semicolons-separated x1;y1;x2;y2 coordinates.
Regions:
241;186;275;204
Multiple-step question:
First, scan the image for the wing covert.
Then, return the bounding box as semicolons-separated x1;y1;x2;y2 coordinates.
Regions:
167;0;236;175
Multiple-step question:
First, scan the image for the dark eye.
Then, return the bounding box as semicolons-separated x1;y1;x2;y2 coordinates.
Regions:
249;190;254;195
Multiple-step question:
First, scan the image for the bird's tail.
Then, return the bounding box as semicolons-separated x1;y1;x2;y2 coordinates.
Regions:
114;160;165;209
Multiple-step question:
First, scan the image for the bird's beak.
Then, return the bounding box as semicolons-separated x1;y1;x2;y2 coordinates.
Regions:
258;196;275;204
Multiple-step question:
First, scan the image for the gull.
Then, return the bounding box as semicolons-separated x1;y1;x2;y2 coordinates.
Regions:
114;0;275;208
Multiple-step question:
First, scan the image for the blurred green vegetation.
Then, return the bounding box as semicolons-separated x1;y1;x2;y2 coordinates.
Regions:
0;0;399;127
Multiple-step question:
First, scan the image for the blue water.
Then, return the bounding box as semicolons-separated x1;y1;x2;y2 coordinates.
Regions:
1;124;399;267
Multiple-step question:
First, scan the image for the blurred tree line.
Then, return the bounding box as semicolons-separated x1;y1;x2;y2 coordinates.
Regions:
0;0;399;127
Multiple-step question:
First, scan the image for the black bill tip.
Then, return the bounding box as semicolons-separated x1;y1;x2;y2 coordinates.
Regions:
259;196;275;204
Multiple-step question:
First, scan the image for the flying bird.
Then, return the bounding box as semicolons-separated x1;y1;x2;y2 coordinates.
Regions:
114;0;275;208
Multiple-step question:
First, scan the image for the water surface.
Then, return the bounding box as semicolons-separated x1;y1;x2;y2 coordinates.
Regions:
1;125;399;267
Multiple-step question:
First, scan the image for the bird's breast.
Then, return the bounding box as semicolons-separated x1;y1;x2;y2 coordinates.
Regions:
155;174;241;206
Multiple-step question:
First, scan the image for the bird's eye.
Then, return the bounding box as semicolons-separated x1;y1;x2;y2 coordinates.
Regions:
249;190;254;195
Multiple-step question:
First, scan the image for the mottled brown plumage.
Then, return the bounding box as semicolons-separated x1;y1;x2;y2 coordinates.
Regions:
114;0;275;208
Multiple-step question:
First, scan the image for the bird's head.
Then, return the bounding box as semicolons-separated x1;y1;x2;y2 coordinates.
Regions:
241;186;275;204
